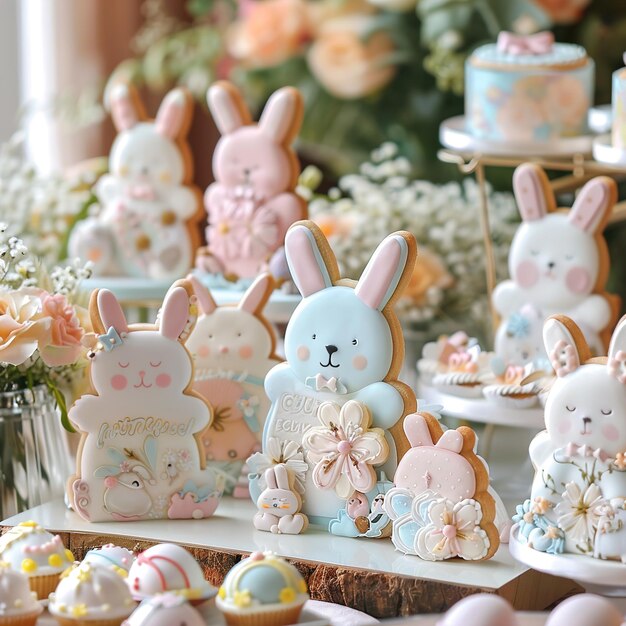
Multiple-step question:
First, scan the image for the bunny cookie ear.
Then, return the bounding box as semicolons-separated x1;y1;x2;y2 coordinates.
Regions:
264;467;278;490
543;315;588;377
355;232;416;311
239;273;274;315
108;83;145;132
258;87;304;145
607;316;626;383
569;176;616;234
513;163;554;221
435;430;464;454
285;221;337;297
159;285;192;341
403;413;435;447
94;289;129;335
155;88;192;139
273;464;292;490
187;274;217;315
207;81;252;135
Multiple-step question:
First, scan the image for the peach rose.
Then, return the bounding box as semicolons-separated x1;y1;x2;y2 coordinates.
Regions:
38;293;86;367
313;213;356;239
227;0;311;68
401;248;453;307
533;0;590;24
0;290;49;366
305;0;375;35
307;15;397;99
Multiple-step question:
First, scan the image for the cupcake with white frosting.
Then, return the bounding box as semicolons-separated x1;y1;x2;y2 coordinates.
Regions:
0;562;42;626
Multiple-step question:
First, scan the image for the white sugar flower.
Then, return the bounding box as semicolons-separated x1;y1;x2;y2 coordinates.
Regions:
247;437;308;494
556;482;607;546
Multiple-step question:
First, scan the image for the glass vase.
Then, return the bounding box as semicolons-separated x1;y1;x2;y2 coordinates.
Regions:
0;386;73;520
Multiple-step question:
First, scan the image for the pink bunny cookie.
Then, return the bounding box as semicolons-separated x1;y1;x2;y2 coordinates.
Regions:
197;81;306;281
69;84;203;280
254;464;309;534
68;282;223;522
186;273;281;496
493;163;619;356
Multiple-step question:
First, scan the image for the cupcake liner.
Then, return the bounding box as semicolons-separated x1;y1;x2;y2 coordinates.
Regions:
219;602;305;626
28;573;61;600
52;617;128;626
0;609;43;626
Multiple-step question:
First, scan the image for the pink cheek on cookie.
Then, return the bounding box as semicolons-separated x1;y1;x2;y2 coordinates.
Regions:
515;260;539;288
557;419;572;435
239;345;253;359
565;267;591;294
156;373;171;388
297;346;310;361
352;355;368;371
602;424;619;442
197;344;210;358
111;375;127;391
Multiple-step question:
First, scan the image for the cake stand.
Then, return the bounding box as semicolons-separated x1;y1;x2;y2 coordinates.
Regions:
592;133;626;168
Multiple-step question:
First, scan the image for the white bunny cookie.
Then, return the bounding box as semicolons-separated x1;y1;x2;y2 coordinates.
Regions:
186;273;281;496
197;81;306;280
493;163;619;355
254;464;309;534
69;84;202;280
261;220;417;522
69;282;223;522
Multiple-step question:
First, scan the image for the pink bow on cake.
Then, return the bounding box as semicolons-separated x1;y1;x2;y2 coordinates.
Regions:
497;31;554;56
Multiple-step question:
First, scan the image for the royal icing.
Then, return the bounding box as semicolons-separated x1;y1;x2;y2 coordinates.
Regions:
69;84;202;280
0;564;42;619
122;593;205;626
493;164;618;357
187;273;280;496
260;220;417;522
198;81;306;280
68;284;223;522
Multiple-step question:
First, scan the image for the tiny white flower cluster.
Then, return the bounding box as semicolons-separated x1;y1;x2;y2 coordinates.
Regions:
50;259;94;296
307;143;518;334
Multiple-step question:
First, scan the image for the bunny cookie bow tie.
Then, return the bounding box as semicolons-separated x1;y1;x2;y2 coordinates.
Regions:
306;374;348;394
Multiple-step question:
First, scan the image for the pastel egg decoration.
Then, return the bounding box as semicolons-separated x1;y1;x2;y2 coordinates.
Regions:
0;521;74;599
187;273;281;497
493;163;619;360
196;81;307;284
68;83;203;280
68;282;223;522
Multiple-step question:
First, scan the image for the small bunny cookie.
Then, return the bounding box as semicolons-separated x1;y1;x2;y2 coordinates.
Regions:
261;220;417;522
69;84;203;280
69;282;223;522
493;163;619;355
186;273;281;496
198;81;306;280
254;464;309;534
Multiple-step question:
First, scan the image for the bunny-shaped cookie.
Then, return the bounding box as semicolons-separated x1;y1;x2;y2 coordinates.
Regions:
261;220;417;522
524;315;626;556
254;464;309;534
69;84;202;280
69;282;223;522
493;163;619;356
197;81;306;280
186;273;281;496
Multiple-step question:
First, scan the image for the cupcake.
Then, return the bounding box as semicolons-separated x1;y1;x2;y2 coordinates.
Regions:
121;593;204;626
48;562;136;626
127;543;216;604
432;347;488;398
82;545;135;576
0;521;74;599
417;332;475;385
482;359;538;408
0;562;43;626
217;551;308;626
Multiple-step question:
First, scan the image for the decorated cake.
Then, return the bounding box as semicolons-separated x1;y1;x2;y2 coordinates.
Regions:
122;593;205;626
49;562;136;626
0;562;42;626
466;31;594;143
82;545;136;576
126;543;217;603
0;521;74;599
216;552;308;626
511;314;626;562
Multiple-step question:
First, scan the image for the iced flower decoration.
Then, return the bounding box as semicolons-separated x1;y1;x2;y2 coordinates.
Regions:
448;352;478;374
550;340;578;377
414;498;490;561
302;400;389;498
555;482;607;547
247;437;308;494
527;516;565;555
238;395;260;419
512;499;538;539
608;350;626;384
614;452;626;471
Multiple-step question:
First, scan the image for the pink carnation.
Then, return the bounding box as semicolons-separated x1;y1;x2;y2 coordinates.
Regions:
38;293;85;367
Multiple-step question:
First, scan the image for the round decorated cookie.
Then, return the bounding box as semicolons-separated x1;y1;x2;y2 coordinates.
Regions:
0;562;43;626
49;562;136;626
127;543;216;603
217;551;308;626
122;593;205;626
82;544;136;576
0;521;74;599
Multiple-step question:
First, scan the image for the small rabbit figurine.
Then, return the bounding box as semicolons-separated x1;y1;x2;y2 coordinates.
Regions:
493;163;619;356
186;273;281;496
196;81;306;280
254;464;309;534
261;220;417;522
69;83;203;280
69;282;223;522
